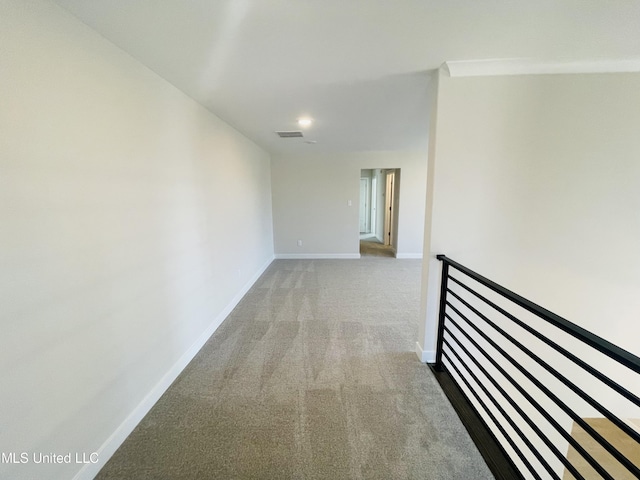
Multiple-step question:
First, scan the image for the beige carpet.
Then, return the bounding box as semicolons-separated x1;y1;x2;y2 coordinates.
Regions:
360;237;395;257
96;258;494;480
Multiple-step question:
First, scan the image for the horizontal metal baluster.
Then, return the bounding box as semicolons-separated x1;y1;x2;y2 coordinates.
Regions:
448;274;640;408
442;340;549;480
434;255;640;480
445;299;639;479
444;319;589;480
436;255;640;374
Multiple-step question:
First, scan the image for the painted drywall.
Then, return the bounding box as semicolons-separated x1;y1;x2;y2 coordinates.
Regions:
419;69;640;476
271;152;427;258
420;69;640;358
0;1;273;479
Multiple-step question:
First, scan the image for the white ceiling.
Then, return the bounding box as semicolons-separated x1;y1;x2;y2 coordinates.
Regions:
53;0;640;155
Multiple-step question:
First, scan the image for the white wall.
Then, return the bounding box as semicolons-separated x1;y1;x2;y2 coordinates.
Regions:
271;152;427;258
0;1;274;479
420;69;640;358
419;69;640;477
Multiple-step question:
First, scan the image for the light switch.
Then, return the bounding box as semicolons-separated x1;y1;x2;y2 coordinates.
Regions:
348;200;352;206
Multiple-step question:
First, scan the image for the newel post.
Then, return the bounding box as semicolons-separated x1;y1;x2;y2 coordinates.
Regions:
434;255;449;371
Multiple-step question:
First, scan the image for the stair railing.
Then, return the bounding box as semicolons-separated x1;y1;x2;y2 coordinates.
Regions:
433;254;640;480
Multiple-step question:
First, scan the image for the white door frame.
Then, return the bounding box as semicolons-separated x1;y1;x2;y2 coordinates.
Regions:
370;175;377;236
384;170;395;246
359;177;370;233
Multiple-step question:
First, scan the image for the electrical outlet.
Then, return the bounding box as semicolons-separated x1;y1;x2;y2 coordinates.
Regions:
297;240;303;247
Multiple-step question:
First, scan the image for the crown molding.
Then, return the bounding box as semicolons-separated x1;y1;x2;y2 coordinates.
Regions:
442;58;640;78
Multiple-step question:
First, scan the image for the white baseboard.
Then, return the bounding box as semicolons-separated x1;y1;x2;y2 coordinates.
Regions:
73;255;275;480
275;253;420;260
275;253;361;259
415;342;435;364
396;253;423;259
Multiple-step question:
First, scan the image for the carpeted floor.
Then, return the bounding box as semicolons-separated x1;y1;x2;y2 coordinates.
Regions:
360;237;395;257
96;258;494;480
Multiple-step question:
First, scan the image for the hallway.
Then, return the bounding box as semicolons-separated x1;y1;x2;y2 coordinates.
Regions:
97;259;493;479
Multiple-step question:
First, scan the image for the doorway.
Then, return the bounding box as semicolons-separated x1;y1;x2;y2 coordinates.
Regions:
359;168;400;257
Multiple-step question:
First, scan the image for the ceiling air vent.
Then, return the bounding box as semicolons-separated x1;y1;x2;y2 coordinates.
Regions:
276;131;304;138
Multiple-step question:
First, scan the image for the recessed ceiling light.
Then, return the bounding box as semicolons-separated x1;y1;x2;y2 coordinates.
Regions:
298;118;312;127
